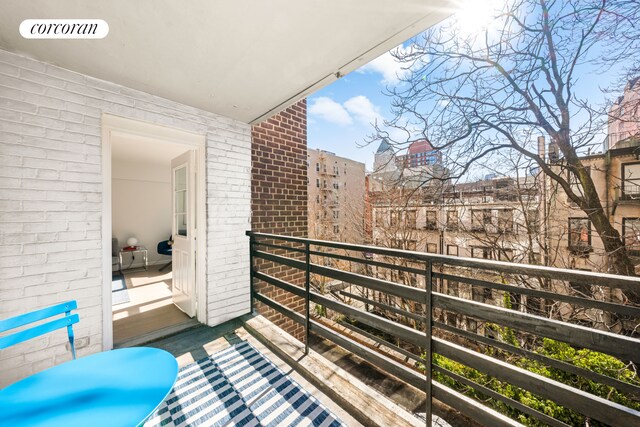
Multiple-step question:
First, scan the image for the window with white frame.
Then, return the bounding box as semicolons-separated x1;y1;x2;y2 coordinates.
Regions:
568;218;591;254
622;162;640;199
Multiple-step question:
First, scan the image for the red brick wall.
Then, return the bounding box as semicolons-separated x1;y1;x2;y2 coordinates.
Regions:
251;99;307;339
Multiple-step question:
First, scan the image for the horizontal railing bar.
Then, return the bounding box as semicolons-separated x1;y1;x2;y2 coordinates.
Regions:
309;249;425;276
432;382;524;427
338;319;424;365
432;337;640;426
436;273;640;318
310;292;425;349
340;290;425;323
311;263;425;303
313;247;640;318
254;292;304;325
253;241;307;254
433;321;640;399
309;319;522;427
433;293;640;363
247;231;640;291
311;318;424;389
254;271;305;298
433;365;571;427
255;263;640;398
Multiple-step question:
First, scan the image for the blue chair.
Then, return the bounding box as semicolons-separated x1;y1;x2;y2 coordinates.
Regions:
0;301;79;359
157;238;172;272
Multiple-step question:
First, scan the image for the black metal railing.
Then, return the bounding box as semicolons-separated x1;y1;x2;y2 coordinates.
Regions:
247;231;640;427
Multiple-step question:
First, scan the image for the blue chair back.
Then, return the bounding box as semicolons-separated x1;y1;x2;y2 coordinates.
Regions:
0;301;79;359
157;239;172;256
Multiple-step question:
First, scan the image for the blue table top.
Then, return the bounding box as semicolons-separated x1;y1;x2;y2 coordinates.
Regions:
0;347;178;427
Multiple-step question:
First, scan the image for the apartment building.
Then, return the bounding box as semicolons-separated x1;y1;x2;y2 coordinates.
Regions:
307;149;366;243
546;141;640;274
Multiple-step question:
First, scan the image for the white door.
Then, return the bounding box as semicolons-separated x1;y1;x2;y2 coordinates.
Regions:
171;150;197;317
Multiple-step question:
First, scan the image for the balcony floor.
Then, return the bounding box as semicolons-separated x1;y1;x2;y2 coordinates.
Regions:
143;318;362;426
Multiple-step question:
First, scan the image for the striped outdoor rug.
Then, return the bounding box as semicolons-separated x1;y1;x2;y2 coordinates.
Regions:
144;341;345;427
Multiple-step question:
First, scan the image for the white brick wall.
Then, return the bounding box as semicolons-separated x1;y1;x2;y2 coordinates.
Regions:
0;49;251;386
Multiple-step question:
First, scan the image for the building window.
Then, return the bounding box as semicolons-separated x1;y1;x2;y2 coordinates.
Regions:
333;225;340;234
527;209;539;234
472;247;492;259
470;209;483;231
333;210;339;219
316;179;320;188
498;209;514;233
446;210;458;230
568;218;591;254
483;209;492;225
375;210;385;227
323;180;327;188
622;162;640;199
623;217;640;257
316;163;320;172
447;245;458;256
425;211;437;230
390;211;399;227
427;243;437;253
406;210;417;229
316;195;320;203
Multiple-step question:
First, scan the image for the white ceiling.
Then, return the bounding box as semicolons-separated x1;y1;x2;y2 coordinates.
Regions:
111;134;187;166
0;0;452;124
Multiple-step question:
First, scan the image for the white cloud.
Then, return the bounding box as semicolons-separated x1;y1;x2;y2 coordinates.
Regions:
357;44;420;85
344;95;383;126
308;97;352;126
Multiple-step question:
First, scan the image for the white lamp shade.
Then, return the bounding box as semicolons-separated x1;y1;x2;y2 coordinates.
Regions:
126;237;138;247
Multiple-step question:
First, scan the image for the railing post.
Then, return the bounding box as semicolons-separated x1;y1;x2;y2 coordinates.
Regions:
304;242;311;354
424;260;433;426
249;233;255;314
304;241;311;355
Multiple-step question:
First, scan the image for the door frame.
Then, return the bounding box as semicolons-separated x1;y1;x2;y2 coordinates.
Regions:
101;114;207;351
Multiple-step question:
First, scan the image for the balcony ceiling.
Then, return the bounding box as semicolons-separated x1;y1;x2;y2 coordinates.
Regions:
0;1;452;124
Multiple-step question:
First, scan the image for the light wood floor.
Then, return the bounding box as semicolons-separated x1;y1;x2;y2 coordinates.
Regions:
112;265;192;345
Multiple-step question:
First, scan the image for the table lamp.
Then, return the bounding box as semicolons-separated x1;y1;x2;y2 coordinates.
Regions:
126;237;138;249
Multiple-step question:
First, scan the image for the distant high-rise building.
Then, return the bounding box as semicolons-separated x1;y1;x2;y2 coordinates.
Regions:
371;138;447;189
396;139;440;168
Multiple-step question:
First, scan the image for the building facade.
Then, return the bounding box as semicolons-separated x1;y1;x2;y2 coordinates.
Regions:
307;149;366;244
608;77;640;150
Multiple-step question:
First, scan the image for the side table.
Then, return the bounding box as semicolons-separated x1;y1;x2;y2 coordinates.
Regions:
119;246;148;272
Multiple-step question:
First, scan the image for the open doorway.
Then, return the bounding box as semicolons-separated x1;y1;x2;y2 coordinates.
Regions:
102;115;206;349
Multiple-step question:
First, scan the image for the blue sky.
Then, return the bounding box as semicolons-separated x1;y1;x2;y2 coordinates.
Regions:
307;52;403;172
307;5;627;174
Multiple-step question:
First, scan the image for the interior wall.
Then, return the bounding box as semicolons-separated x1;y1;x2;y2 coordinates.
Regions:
112;157;172;267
